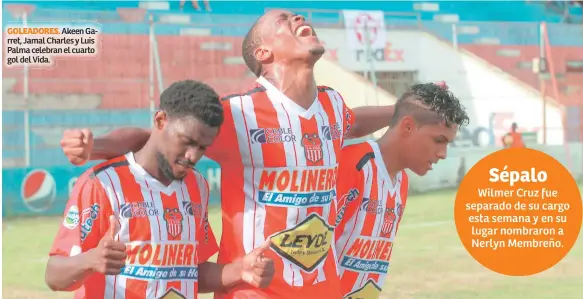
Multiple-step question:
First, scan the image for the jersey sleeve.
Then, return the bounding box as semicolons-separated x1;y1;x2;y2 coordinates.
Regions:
49;171;113;257
393;171;410;236
196;176;219;263
342;102;355;138
334;147;365;240
331;89;355;139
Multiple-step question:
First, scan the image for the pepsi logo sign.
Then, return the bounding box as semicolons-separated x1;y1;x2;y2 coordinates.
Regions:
21;169;56;213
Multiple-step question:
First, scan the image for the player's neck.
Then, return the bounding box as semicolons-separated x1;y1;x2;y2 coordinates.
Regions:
263;62;318;110
377;131;404;183
134;142;173;186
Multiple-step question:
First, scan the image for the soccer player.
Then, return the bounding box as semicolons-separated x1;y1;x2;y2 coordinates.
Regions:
59;10;397;299
334;83;470;298
45;80;275;299
502;122;526;148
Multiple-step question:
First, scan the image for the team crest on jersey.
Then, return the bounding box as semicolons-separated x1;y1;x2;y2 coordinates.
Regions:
163;208;183;238
380;207;397;239
344;279;382;299
301;132;323;163
158;287;186;299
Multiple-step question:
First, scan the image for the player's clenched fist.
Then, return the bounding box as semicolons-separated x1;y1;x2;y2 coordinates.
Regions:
61;128;93;166
240;239;275;288
87;215;127;275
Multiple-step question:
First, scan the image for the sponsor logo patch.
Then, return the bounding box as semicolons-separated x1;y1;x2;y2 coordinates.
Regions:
159;288;186;299
340;236;392;274
63;205;80;229
80;203;100;244
344;279;382;299
335;188;359;226
121;242;199;281
120;202;159;219
258;166;337;208
269;213;334;272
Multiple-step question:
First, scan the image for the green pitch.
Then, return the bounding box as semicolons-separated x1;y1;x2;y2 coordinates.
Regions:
3;186;582;299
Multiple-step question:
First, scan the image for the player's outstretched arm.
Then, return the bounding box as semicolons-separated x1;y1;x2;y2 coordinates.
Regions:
45;216;127;291
61;127;151;165
346;105;395;139
198;239;274;293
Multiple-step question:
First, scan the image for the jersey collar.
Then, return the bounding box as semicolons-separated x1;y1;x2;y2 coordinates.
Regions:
256;76;321;119
368;140;401;197
125;152;182;195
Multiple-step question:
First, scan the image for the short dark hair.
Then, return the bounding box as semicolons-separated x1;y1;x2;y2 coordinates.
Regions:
159;80;223;127
242;20;263;77
390;82;470;128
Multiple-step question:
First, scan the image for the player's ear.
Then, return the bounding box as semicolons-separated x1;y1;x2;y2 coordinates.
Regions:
254;45;272;64
399;116;416;137
154;111;167;131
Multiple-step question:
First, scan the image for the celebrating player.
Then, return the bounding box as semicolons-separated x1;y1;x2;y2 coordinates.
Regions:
45;80;274;299
334;82;470;298
58;10;397;299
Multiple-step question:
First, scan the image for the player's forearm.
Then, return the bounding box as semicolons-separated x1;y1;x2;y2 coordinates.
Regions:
197;261;243;293
45;253;93;291
346;105;395;139
91;127;151;160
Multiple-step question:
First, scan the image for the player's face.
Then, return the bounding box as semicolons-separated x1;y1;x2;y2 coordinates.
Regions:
258;10;325;63
404;120;458;176
156;113;219;181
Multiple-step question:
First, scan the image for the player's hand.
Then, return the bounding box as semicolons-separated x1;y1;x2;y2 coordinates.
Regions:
88;215;127;275
240;239;275;288
61;128;93;166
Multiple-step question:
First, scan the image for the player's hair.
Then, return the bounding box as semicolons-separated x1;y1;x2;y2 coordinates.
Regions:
242;19;263;77
390;82;470;128
159;80;224;127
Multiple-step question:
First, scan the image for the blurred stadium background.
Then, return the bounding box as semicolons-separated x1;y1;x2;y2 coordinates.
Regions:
2;1;583;298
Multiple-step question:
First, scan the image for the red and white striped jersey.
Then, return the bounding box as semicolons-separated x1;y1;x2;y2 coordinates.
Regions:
334;141;409;299
49;152;218;299
206;77;355;299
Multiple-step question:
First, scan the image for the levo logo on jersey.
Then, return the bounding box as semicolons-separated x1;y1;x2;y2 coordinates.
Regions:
249;128;296;144
344;279;382;299
270;213;334;272
340;236;392;274
21;169;56;213
163;208;184;238
301;132;323;163
159;288;186;299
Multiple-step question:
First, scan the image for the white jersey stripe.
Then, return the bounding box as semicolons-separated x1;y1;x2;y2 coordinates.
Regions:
179;182;196;297
99;168;127;299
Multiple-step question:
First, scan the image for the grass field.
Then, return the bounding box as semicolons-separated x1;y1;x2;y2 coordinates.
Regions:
3;185;582;299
